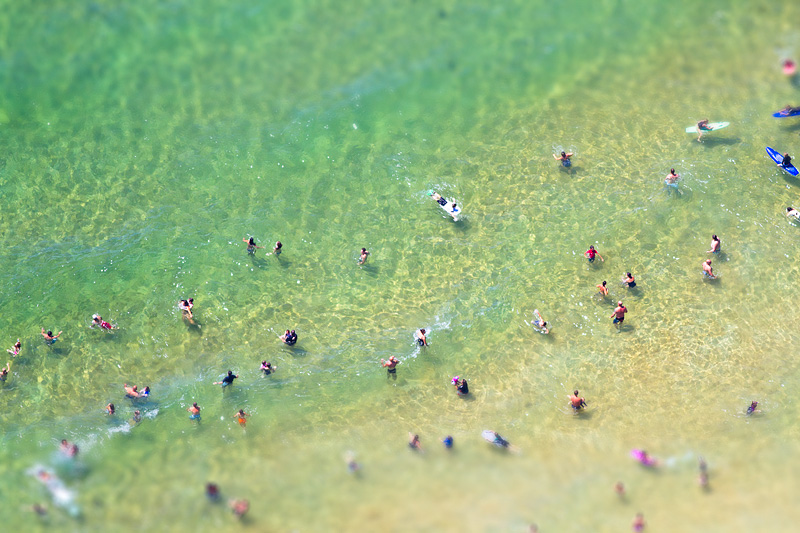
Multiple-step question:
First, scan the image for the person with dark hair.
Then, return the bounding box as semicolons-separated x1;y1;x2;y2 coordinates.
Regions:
553;150;574;167
696;118;711;142
242;236;264;255
188;402;201;420
178;299;195;323
106;403;115;415
569;390;587;411
60;440;79;457
234;409;248;427
707;234;721;254
623;272;636;288
41;328;62;345
408;433;422;451
452;376;469;396
584;245;604;263
782;153;793;168
214;371;238;388
7;339;21;356
665;169;680;184
441;435;454;449
746;401;759;415
597;280;609;296
358;248;369;265
260;361;275;375
787;207;800;220
206;483;220;501
280;329;297;345
272;241;282;255
0;362;9;382
414;328;428;346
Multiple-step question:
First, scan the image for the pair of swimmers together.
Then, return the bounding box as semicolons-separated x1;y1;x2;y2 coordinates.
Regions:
243;237;281;256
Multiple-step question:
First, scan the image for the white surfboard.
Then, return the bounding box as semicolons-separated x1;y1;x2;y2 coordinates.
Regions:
685;122;729;133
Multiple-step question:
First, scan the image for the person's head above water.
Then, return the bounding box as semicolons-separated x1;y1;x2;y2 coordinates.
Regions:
670;168;675;174
626;272;632;278
788;207;794;212
712;234;718;240
227;370;234;377
589;245;595;250
47;331;53;336
561;151;566;157
602;281;607;286
574;390;579;396
248;237;255;245
361;248;367;253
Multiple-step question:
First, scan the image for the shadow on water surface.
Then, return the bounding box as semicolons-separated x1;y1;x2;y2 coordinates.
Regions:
697;136;741;147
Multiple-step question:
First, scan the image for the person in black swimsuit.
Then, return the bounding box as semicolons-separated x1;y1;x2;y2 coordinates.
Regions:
782;153;793;167
213;370;238;387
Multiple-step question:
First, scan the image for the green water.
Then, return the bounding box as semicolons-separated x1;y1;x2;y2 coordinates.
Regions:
2;0;800;530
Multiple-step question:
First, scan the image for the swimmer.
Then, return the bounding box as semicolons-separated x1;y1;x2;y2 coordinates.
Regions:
569;390;587;411
532;310;549;334
242;236;264;255
441;435;454;449
622;272;636;288
272;241;282;256
106;403;115;415
584;245;604;263
779;104;800;116
132;410;142;424
452;376;469;396
553;150;573;167
615;481;626;498
213;370;238;387
123;384;139;398
7;339;21;356
381;356;399;378
358;247;369;265
610;301;627;325
707;234;721;254
696;118;710;142
0;362;9;381
408;433;423;451
41;328;62;345
344;451;361;473
188;402;201;419
786;207;800;220
487;431;512;449
415;328;428;346
140;386;150;398
91;315;116;330
632;512;645;532
279;329;297;345
229;498;249;519
665;168;680;184
702;259;716;279
698;456;709;488
429;191;459;219
597;280;609;296
260;361;276;375
234;409;248;427
206;483;220;501
178;298;194;321
60;439;79;458
746;400;759;415
782;153;793;168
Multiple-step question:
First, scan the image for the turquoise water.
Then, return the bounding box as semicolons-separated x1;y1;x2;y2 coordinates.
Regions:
3;0;800;531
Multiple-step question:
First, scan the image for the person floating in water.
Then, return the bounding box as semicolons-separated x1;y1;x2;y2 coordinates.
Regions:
441;435;454;449
358;248;369;265
486;431;511;449
229;498;249;519
702;259;716;279
381;356;399;379
260;361;276;375
60;439;79;458
140;386;150;398
7;339;21;356
786;207;800;220
584;245;604;263
611;301;627;325
698;456;709;489
597;280;609;296
242;237;264;255
781;153;793;168
532;313;549;334
665;168;680;185
123;384;140;398
632;512;645;532
178;299;194;323
106;403;115;415
707;234;721;254
0;362;9;382
234;409;248;427
91;315;116;330
429;192;459;220
132;410;142;424
746;400;759;415
41;328;62;345
214;370;239;388
280;329;297;345
569;390;587;411
188;402;201;420
452;376;469;396
553;150;573;167
408;433;422;451
696;118;711;142
779;104;800;116
272;241;282;256
414;328;428;346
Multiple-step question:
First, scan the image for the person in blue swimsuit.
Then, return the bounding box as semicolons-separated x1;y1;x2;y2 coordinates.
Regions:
441;435;454;449
242;237;264;255
553;151;573;167
188;402;201;420
41;328;62;345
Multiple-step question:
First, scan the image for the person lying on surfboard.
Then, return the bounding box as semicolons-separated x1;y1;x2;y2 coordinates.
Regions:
779;105;800;116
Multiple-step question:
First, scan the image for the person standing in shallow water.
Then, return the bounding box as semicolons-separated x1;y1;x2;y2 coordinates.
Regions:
584;245;604;263
41;328;62;344
707;234;721;254
188;402;201;420
569;390;587;411
7;339;21;356
358;248;369;265
702;259;716;279
611;301;627;325
415;328;428;346
272;241;282;256
597;280;609;297
242;237;264;255
381;356;399;379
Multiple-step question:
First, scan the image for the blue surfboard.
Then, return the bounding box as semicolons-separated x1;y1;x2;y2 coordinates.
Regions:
767;146;799;176
773;109;800;118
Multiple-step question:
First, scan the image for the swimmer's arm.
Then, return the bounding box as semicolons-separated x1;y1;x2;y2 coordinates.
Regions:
597;253;604;262
552;154;560;160
565;152;573;158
